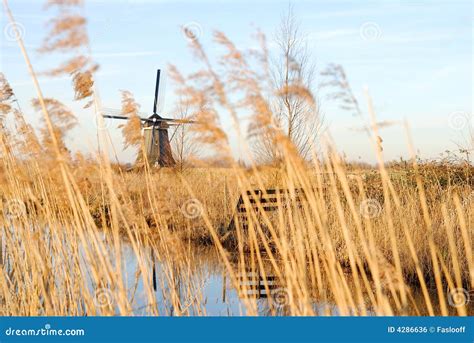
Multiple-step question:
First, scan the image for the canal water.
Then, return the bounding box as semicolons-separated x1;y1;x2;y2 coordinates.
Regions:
92;236;455;316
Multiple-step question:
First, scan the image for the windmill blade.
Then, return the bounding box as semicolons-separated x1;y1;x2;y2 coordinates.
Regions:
102;112;189;124
159;117;197;124
101;108;152;122
101;107;199;124
102;114;132;121
153;69;160;114
102;114;152;123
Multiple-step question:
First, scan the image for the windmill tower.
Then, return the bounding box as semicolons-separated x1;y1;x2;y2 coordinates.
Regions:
103;69;195;167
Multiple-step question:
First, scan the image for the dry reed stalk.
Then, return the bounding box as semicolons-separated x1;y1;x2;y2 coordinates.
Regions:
1;1;472;318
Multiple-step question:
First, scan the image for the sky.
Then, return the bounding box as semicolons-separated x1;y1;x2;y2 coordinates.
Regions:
1;0;472;164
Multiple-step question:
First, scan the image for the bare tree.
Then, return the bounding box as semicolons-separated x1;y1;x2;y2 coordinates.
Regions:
253;6;323;163
171;100;202;171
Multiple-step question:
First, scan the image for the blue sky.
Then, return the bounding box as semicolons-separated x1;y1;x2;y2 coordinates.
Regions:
1;0;472;163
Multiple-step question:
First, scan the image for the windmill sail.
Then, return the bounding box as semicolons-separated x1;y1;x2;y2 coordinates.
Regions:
101;68;195;168
153;69;160;115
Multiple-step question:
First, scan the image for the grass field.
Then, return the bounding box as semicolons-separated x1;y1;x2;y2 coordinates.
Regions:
0;148;472;315
0;0;472;317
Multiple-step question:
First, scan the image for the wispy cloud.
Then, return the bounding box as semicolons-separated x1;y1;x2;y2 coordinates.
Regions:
302;8;384;19
93;51;161;58
11;69;122;88
382;32;455;44
306;29;357;41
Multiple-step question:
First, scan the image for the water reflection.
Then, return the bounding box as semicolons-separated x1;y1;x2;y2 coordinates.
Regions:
237;271;279;299
96;236;465;316
118;240;292;316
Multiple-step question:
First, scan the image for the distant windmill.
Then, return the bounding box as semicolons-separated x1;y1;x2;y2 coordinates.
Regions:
102;70;195;167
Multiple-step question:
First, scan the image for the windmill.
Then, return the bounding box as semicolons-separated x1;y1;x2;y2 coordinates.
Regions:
102;69;195;167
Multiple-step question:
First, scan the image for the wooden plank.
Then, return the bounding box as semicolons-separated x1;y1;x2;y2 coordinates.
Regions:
227;188;310;232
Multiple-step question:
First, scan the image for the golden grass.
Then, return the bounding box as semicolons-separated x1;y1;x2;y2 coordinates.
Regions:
0;0;472;317
0;151;472;316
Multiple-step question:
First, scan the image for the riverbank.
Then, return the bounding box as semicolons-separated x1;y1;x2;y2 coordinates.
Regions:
1;157;472;316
